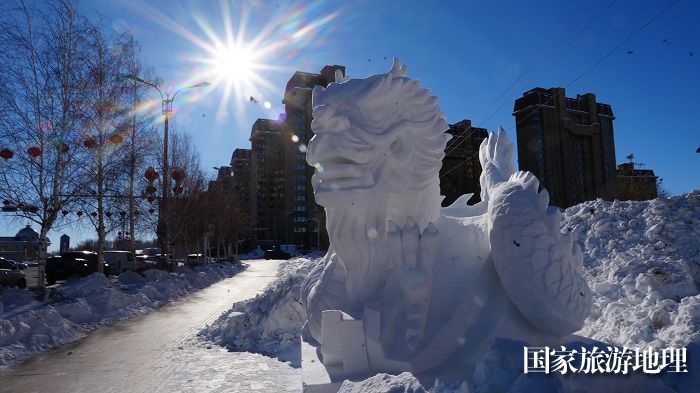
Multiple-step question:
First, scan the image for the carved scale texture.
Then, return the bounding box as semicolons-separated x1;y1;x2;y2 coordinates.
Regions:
488;171;592;336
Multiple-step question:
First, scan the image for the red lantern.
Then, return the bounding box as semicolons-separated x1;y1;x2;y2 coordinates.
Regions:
147;195;155;203
27;146;42;157
119;211;126;217
105;211;112;218
144;166;159;182
91;212;98;218
148;208;155;214
76;211;83;217
0;148;13;160
173;185;183;195
146;185;157;194
134;210;139;216
171;167;186;182
60;143;69;154
108;134;123;144
61;210;69;216
2;200;9;206
84;138;97;149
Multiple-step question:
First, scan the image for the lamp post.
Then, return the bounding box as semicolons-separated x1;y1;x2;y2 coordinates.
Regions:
125;75;209;267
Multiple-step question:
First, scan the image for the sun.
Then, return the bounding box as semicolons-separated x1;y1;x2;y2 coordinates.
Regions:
210;43;257;84
123;0;343;125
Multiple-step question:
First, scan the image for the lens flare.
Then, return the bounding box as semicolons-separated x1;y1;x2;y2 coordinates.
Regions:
120;0;350;132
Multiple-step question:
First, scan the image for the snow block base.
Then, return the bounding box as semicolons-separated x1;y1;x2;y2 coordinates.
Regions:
302;339;372;393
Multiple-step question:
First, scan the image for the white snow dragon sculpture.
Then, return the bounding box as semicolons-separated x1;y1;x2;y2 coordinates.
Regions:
301;59;592;375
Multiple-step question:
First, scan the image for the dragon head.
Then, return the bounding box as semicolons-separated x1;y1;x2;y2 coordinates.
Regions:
307;59;450;231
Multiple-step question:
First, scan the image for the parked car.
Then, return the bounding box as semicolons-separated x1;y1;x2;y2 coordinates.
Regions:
264;247;291;260
0;257;27;288
186;253;203;267
45;251;111;285
104;251;134;274
5;259;28;270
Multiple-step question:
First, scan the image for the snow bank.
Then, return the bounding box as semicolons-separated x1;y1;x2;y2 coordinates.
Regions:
563;192;700;349
0;263;245;372
201;257;320;357
338;372;427;393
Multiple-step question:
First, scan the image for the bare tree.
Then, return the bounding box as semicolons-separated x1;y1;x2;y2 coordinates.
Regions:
0;0;91;280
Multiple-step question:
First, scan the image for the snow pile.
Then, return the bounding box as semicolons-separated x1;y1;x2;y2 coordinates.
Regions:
563;192;700;348
0;263;245;372
338;372;427;393
201;257;321;357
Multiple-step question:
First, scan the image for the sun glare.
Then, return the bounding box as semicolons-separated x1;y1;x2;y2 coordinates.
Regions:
125;0;343;126
211;44;256;83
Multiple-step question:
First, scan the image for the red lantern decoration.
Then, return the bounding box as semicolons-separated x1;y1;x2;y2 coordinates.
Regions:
76;211;83;217
133;210;139;216
84;138;97;149
171;167;186;182
2;200;9;206
147;195;155;203
0;148;13;160
173;185;183;195
105;211;112;218
108;134;123;144
144;166;159;183
60;143;69;154
119;211;126;217
61;210;69;216
146;185;157;194
91;212;98;218
148;208;155;214
27;146;42;157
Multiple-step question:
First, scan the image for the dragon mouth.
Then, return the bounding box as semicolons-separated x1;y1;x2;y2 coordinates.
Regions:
312;163;375;193
311;157;375;205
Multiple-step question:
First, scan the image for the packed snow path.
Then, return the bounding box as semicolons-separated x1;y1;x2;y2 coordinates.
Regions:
0;259;301;393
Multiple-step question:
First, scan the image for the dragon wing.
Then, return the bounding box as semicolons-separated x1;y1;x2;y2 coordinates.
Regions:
488;171;592;336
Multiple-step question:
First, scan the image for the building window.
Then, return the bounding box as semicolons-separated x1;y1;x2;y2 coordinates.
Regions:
295;195;306;201
294;205;306;212
294;216;306;223
294;185;306;191
294;175;307;181
294;227;307;233
294;163;306;170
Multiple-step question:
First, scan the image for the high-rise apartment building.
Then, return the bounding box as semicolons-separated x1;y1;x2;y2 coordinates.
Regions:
231;148;252;223
249;119;285;243
279;65;344;249
513;87;617;208
440;119;488;206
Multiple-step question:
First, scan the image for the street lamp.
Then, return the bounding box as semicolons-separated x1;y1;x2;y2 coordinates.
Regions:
126;75;210;267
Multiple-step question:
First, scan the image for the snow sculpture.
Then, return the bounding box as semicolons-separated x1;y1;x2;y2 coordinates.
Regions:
301;59;592;377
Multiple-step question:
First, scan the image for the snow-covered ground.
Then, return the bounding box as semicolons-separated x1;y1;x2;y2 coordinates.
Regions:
202;192;700;392
0;262;246;372
201;257;319;365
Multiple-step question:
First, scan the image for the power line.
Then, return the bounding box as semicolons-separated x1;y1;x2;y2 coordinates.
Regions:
444;0;617;158
478;0;601;124
439;0;681;180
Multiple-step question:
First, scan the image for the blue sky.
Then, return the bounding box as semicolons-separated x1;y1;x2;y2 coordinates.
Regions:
6;0;699;250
